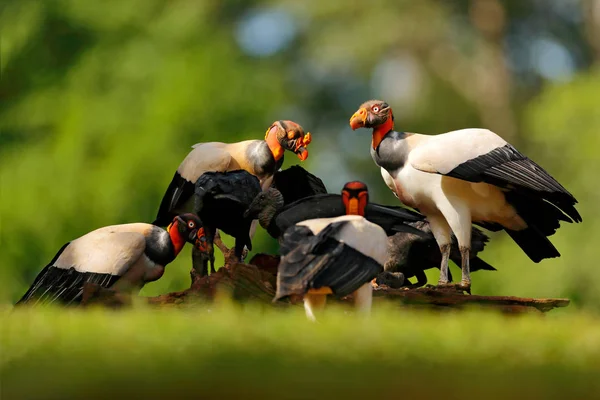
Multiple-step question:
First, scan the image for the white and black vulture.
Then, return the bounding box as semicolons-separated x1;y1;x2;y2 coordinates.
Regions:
153;120;311;226
275;215;388;321
192;169;262;275
350;100;582;290
16;214;204;306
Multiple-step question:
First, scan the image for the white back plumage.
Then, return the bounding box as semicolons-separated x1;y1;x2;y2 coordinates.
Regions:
298;215;388;265
53;223;153;275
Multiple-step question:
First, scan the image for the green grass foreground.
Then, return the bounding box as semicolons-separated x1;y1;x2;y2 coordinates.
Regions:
2;303;600;400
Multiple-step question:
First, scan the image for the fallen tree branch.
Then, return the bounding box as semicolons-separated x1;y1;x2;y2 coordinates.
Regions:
81;254;570;314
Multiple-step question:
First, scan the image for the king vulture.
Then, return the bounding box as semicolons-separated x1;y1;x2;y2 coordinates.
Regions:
275;215;388;321
192;170;262;275
153;120;312;226
350;100;582;290
16;214;203;306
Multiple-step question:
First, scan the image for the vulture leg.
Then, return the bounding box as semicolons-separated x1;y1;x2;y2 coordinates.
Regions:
304;293;327;322
232;240;246;264
353;283;373;315
192;246;210;277
460;246;471;289
437;244;451;285
427;214;452;286
205;226;218;274
413;270;428;288
443;205;473;292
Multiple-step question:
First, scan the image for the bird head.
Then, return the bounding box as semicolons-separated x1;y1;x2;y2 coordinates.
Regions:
349;100;394;131
167;214;204;255
341;181;369;217
265;120;312;161
244;188;284;228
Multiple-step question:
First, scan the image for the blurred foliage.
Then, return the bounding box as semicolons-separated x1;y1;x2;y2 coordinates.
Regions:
1;0;599;308
3;304;600;399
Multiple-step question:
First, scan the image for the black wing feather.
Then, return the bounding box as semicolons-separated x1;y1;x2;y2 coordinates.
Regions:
272;165;328;204
16;265;121;306
274;194;426;239
275;221;383;300
195;170;261;212
446;144;581;223
154;172;195;226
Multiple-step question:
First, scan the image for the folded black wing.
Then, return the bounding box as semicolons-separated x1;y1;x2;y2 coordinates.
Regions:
275;221;383;300
194;170;261;212
272;165;328;205
16;246;121;307
445;144;581;223
153;172;195;226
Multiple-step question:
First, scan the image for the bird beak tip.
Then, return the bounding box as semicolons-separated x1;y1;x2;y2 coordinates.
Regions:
349;108;367;130
296;147;309;161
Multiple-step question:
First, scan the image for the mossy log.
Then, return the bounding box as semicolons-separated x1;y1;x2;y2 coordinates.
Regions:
81;253;570;314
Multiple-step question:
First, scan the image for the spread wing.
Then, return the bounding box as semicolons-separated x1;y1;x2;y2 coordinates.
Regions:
408;128;581;223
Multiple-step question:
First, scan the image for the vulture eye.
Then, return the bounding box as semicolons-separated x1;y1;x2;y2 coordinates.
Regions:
188;221;195;229
372;105;380;112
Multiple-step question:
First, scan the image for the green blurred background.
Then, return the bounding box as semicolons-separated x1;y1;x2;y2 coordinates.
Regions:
1;0;599;308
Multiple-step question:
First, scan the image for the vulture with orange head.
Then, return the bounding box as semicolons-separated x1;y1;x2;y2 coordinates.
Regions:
16;214;204;306
349;100;581;290
248;180;495;288
153;120;311;226
274;183;391;321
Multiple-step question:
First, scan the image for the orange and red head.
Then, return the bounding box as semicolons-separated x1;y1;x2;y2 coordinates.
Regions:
265;120;312;161
349;100;394;149
167;214;205;255
341;181;369;217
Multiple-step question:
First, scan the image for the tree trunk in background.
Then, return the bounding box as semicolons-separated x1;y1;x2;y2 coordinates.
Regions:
584;0;600;63
427;0;518;144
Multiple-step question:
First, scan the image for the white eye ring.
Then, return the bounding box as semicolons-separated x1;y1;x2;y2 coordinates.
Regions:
188;221;195;228
372;106;380;112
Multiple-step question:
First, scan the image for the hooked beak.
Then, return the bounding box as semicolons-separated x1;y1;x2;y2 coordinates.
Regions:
294;132;311;161
349;108;368;130
167;216;185;233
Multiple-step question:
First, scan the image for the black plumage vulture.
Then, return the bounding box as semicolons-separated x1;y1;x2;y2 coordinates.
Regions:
193;169;261;275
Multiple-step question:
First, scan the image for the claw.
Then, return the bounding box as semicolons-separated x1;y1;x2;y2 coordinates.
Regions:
436;282;471;295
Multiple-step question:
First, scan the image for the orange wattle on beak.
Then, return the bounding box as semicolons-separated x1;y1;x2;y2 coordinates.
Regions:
349;108;367;130
295;132;311;161
347;198;359;215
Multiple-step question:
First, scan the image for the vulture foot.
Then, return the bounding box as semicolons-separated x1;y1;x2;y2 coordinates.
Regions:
435;282;471;295
375;271;406;289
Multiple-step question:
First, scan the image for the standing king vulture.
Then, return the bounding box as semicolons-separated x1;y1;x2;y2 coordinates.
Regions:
275;214;387;321
248;179;494;289
16;214;204;306
349;100;582;290
153;120;312;226
192;169;262;275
